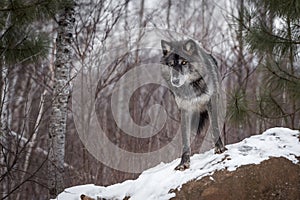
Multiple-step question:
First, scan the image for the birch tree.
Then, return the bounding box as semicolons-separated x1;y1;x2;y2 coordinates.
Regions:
48;2;75;197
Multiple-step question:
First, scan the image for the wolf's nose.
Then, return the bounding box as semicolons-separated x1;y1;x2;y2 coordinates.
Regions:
172;79;179;84
172;79;180;86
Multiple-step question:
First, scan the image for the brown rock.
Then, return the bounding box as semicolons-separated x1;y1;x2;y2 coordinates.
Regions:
171;157;300;200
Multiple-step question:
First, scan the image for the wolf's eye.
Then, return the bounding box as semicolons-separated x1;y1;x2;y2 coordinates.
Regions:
181;60;187;65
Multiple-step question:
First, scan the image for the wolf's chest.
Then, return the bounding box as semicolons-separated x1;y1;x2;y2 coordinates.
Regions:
174;93;211;111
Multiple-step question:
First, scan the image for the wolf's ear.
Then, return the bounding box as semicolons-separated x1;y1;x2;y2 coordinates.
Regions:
183;39;196;55
161;40;172;56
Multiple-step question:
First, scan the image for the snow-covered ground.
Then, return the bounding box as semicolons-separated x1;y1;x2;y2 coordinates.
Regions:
54;127;300;200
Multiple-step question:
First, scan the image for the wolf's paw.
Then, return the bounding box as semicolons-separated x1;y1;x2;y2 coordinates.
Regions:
175;162;190;171
214;146;227;154
80;194;95;200
175;152;190;171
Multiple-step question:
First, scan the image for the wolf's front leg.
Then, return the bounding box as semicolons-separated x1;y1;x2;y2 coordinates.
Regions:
175;110;192;171
208;96;227;154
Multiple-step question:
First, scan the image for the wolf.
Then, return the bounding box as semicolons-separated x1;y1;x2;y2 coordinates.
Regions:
160;39;227;170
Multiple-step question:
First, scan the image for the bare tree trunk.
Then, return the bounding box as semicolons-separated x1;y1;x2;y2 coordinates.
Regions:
0;62;10;200
166;0;171;29
237;0;245;138
16;90;46;200
48;3;75;198
0;11;11;200
286;16;296;129
134;0;145;63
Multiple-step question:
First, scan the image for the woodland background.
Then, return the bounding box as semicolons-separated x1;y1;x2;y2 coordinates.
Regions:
0;0;299;199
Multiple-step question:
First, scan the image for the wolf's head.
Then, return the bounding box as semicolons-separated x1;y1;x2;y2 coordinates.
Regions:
160;39;201;88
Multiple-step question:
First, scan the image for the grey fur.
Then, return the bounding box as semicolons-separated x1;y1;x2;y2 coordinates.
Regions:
160;39;227;170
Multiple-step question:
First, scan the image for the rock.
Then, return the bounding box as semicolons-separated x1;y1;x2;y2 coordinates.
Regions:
171;157;300;200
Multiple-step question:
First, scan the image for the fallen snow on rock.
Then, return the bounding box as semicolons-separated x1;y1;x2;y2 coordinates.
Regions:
54;127;300;200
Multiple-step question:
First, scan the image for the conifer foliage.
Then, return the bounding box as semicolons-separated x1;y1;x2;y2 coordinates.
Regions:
0;0;66;64
228;0;300;129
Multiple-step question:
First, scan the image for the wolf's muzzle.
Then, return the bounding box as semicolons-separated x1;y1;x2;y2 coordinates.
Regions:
170;70;186;87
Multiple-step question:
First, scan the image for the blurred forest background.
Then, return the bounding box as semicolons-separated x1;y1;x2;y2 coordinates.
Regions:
0;0;299;199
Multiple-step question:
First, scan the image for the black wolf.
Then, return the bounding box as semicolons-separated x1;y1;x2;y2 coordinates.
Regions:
160;39;227;170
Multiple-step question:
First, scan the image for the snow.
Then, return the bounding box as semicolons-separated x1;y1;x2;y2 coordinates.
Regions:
54;127;300;200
